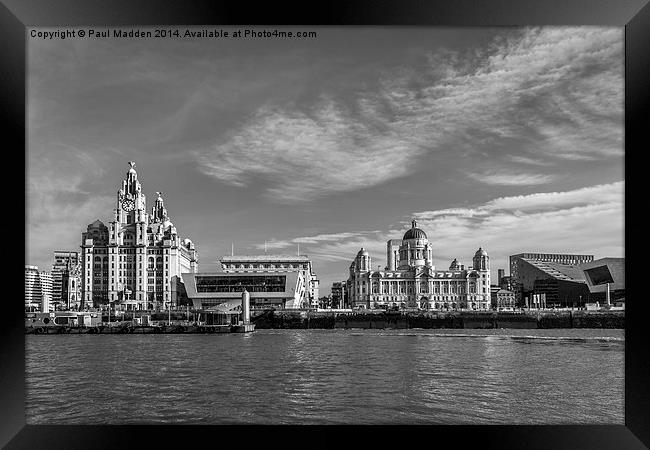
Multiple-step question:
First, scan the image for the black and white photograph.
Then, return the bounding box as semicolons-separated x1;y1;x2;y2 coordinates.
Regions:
24;24;627;428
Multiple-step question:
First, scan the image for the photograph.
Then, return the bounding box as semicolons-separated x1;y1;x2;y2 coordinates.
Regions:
24;24;626;427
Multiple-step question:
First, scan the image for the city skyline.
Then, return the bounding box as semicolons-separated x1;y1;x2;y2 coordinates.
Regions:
27;26;625;294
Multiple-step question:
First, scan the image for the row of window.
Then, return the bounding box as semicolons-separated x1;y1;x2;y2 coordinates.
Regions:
398;249;430;260
366;295;486;302
86;247;170;257
224;263;307;270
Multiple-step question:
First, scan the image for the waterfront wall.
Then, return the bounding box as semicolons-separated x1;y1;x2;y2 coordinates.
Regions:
250;310;624;329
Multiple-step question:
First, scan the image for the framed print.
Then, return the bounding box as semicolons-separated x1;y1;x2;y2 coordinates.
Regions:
3;0;648;448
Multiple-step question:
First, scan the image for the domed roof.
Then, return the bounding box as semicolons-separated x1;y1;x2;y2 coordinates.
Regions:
403;219;427;240
475;247;488;257
357;247;369;256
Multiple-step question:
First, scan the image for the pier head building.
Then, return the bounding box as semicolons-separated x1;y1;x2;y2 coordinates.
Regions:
220;254;319;308
80;162;198;310
181;254;319;310
346;220;491;310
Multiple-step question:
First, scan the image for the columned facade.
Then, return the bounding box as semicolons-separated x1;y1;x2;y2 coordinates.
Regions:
347;220;491;310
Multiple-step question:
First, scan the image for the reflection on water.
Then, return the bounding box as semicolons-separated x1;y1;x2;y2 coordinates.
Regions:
26;328;624;424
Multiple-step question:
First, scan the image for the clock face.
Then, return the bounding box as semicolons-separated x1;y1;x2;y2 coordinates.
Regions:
122;199;135;211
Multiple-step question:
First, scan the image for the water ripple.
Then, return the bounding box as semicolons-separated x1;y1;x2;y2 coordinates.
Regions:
26;328;624;425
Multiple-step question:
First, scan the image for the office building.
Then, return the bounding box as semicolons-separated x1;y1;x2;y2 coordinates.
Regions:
492;288;516;309
181;271;308;310
220;254;319;308
347;220;491;310
497;269;505;285
81;162;198;310
51;251;81;310
25;265;52;312
330;281;347;309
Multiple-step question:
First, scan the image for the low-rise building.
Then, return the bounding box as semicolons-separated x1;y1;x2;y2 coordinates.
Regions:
181;271;307;310
494;289;516;309
220;254;319;308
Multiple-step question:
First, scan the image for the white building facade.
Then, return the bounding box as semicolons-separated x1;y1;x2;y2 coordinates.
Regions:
81;162;198;310
25;265;53;312
220;255;319;308
347;220;491;310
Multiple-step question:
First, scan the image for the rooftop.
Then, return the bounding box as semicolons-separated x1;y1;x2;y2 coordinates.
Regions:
522;258;587;282
220;254;311;262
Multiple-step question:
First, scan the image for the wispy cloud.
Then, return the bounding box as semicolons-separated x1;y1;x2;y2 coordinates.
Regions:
194;27;623;202
252;231;385;254
27;145;115;269
195;99;420;202
464;170;555;186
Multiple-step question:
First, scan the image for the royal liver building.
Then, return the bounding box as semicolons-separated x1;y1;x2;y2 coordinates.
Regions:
347;220;491;310
81;162;198;310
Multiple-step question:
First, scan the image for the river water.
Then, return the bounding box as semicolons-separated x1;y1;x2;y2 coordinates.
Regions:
25;328;624;425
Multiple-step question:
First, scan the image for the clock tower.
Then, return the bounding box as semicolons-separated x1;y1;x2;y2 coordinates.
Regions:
81;161;198;311
108;161;149;308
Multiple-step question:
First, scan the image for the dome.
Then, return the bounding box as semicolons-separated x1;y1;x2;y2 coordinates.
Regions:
475;247;488;257
357;247;369;256
403;219;427;240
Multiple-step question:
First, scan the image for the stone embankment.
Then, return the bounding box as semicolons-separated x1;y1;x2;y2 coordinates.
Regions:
251;310;624;329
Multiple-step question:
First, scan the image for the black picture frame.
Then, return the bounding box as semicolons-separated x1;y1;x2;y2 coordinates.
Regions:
2;1;647;448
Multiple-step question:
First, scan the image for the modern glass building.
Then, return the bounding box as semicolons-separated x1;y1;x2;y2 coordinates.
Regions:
181;271;305;310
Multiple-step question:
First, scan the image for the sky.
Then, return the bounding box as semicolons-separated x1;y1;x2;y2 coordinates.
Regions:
27;26;624;295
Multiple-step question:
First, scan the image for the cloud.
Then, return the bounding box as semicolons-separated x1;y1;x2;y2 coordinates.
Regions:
465;171;555;186
195;99;420;202
195;27;623;202
27;145;115;270
252;231;385;254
